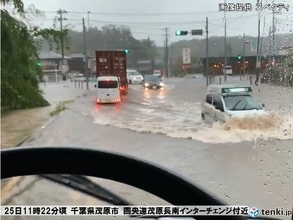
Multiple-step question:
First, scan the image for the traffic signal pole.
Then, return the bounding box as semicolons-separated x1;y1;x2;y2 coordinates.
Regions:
242;33;246;75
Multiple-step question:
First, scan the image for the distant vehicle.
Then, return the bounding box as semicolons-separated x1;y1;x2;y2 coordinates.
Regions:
201;84;266;123
222;66;233;75
94;76;120;104
127;69;143;84
95;50;128;96
143;75;164;90
153;70;162;78
71;73;86;82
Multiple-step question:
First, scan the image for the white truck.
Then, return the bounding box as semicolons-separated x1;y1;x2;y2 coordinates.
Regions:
222;66;233;75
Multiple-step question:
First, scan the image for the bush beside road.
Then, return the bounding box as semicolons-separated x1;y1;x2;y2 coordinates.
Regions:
261;67;293;87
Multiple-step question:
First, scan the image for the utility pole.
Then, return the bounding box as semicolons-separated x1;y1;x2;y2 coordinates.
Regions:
205;17;209;86
224;0;227;81
255;0;261;86
242;33;246;75
87;11;90;29
164;28;169;78
272;10;276;59
269;26;272;67
57;9;67;80
82;18;89;90
87;11;91;57
170;43;173;76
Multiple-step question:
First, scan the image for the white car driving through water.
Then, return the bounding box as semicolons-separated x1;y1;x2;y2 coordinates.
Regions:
201;84;266;123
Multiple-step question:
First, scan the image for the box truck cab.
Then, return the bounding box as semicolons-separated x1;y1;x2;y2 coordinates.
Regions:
94;76;120;104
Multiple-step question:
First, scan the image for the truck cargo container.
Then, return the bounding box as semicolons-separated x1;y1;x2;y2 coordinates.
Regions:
95;50;128;96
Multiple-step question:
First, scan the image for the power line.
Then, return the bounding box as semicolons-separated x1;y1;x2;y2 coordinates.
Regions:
39;12;276;29
66;13;267;24
44;10;220;16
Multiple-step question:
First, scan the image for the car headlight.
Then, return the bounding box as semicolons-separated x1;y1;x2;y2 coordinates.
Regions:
159;82;164;86
145;83;149;86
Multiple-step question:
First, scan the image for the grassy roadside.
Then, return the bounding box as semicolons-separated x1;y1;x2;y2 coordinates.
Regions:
0;100;75;204
1;106;52;149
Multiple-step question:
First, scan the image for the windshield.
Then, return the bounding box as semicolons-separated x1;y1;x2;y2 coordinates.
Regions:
223;95;263;111
223;66;232;70
144;75;160;81
74;74;84;78
98;80;118;88
2;0;293;218
128;71;140;75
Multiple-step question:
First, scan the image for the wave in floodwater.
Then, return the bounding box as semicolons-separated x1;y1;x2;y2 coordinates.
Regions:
192;113;293;143
91;100;293;143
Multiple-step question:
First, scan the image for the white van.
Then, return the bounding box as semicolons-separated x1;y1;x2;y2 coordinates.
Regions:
94;76;121;104
201;84;266;123
222;66;233;75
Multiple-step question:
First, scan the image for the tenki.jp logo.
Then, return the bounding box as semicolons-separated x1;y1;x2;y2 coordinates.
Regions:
249;207;260;218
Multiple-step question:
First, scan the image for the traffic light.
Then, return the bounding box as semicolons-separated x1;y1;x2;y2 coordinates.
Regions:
175;30;188;36
37;62;41;66
124;49;129;54
237;55;242;60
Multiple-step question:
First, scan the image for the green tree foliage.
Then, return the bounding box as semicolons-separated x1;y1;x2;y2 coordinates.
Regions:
1;0;69;110
166;34;293;62
66;25;157;66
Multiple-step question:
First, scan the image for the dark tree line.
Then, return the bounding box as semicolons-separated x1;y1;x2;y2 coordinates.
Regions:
64;25;157;67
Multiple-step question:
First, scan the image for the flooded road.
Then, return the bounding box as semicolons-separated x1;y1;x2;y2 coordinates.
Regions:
2;76;293;219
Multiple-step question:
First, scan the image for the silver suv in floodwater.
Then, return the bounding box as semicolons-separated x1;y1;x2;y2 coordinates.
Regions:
201;84;266;123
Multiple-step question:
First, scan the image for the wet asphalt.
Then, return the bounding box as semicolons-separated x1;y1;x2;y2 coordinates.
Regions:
2;76;293;220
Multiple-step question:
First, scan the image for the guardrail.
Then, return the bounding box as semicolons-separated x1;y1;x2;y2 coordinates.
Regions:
71;77;96;89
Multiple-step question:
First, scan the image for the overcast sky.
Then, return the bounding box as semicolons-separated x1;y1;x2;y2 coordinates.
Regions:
21;0;293;45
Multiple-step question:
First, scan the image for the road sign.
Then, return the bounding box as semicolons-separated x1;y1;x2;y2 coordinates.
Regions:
191;29;203;35
183;64;191;70
250;40;257;53
182;48;191;64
